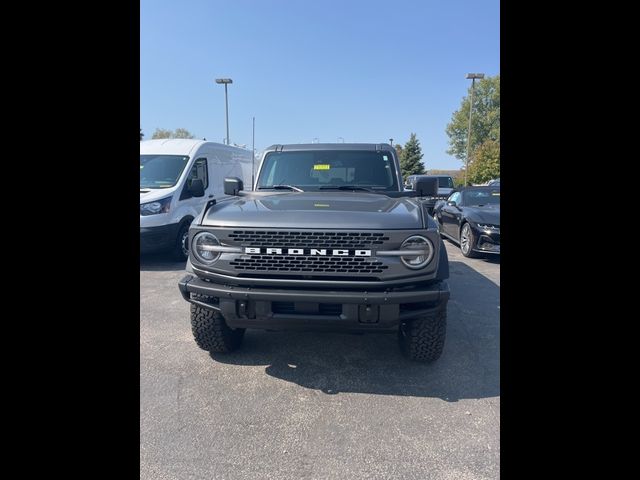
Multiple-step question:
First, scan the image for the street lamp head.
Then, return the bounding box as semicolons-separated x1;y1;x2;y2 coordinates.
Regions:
466;73;485;79
215;78;233;84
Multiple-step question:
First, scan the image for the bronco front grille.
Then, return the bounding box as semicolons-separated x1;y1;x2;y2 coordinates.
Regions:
229;255;388;274
228;231;389;248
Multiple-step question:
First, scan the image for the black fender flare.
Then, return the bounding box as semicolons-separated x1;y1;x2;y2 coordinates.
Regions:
435;239;449;281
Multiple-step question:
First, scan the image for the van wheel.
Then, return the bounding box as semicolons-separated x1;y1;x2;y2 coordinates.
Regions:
173;221;191;262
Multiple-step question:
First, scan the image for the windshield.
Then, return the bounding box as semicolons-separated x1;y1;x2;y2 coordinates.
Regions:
257;150;399;191
463;189;500;206
140;155;190;189
438;177;454;188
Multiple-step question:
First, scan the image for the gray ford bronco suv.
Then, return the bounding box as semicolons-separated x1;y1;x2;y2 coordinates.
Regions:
178;143;450;361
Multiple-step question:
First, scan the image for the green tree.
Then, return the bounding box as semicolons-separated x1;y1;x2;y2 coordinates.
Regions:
446;75;500;163
173;128;195;139
152;128;172;139
394;144;403;161
467;140;500;184
452;172;466;188
399;133;425;178
151;128;195;139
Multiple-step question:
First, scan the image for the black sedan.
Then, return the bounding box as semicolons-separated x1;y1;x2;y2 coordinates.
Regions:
433;187;500;257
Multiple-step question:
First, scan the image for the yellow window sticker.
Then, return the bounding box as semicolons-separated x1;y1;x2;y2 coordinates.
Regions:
314;203;330;207
313;164;331;170
491;192;500;196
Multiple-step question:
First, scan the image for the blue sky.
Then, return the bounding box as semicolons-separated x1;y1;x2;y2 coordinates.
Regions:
141;0;499;170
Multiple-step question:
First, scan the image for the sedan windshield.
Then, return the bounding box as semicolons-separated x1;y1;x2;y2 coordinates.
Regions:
463;189;500;206
140;155;190;189
257;150;399;192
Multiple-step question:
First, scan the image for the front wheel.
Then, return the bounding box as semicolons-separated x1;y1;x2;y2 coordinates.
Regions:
173;221;191;262
399;309;447;362
190;300;245;352
460;223;480;258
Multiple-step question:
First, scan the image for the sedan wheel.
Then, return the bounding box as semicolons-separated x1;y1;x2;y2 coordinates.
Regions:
460;223;480;258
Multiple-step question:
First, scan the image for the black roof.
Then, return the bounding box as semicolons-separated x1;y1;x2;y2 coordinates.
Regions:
457;186;500;191
265;143;394;152
408;174;453;178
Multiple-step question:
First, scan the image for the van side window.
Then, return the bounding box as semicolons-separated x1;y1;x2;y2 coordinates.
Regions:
187;158;209;189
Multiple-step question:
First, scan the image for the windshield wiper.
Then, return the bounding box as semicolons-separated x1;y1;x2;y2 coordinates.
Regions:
258;184;304;192
319;185;375;193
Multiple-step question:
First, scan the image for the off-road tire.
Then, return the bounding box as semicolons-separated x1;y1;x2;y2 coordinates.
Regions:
190;297;245;352
399;309;447;362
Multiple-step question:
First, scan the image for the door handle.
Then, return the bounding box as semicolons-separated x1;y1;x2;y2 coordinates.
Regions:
208;195;214;198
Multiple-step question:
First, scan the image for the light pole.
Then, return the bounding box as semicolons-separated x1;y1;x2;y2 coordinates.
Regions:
389;138;393;146
465;73;484;186
215;78;233;145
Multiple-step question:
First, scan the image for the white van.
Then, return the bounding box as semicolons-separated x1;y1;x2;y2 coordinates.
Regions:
140;139;253;260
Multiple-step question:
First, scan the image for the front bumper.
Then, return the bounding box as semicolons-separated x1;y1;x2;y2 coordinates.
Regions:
472;227;500;254
178;275;449;332
140;223;180;253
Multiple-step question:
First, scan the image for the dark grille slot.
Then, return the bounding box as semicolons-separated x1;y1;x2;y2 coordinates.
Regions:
230;255;389;274
271;302;342;316
228;231;390;248
237;274;381;281
319;304;342;315
272;302;295;314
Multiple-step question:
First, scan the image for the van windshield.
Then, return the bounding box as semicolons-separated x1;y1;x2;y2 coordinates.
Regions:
140;155;190;189
438;177;454;188
257;150;399;191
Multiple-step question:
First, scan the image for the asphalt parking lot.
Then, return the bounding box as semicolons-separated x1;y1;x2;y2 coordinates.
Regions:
140;240;500;480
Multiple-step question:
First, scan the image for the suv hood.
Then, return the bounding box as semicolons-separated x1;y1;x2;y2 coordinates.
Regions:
202;192;423;229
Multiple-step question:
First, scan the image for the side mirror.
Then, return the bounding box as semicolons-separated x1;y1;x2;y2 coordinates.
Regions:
414;177;438;197
189;179;205;197
447;200;457;207
224;177;244;196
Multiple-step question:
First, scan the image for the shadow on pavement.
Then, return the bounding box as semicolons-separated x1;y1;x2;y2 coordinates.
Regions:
140;253;186;272
483;254;500;264
210;261;499;401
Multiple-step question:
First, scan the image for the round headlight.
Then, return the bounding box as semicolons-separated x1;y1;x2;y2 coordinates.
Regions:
192;232;221;265
400;235;434;269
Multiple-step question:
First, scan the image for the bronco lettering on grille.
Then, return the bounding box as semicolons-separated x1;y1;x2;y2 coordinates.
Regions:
244;247;372;257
